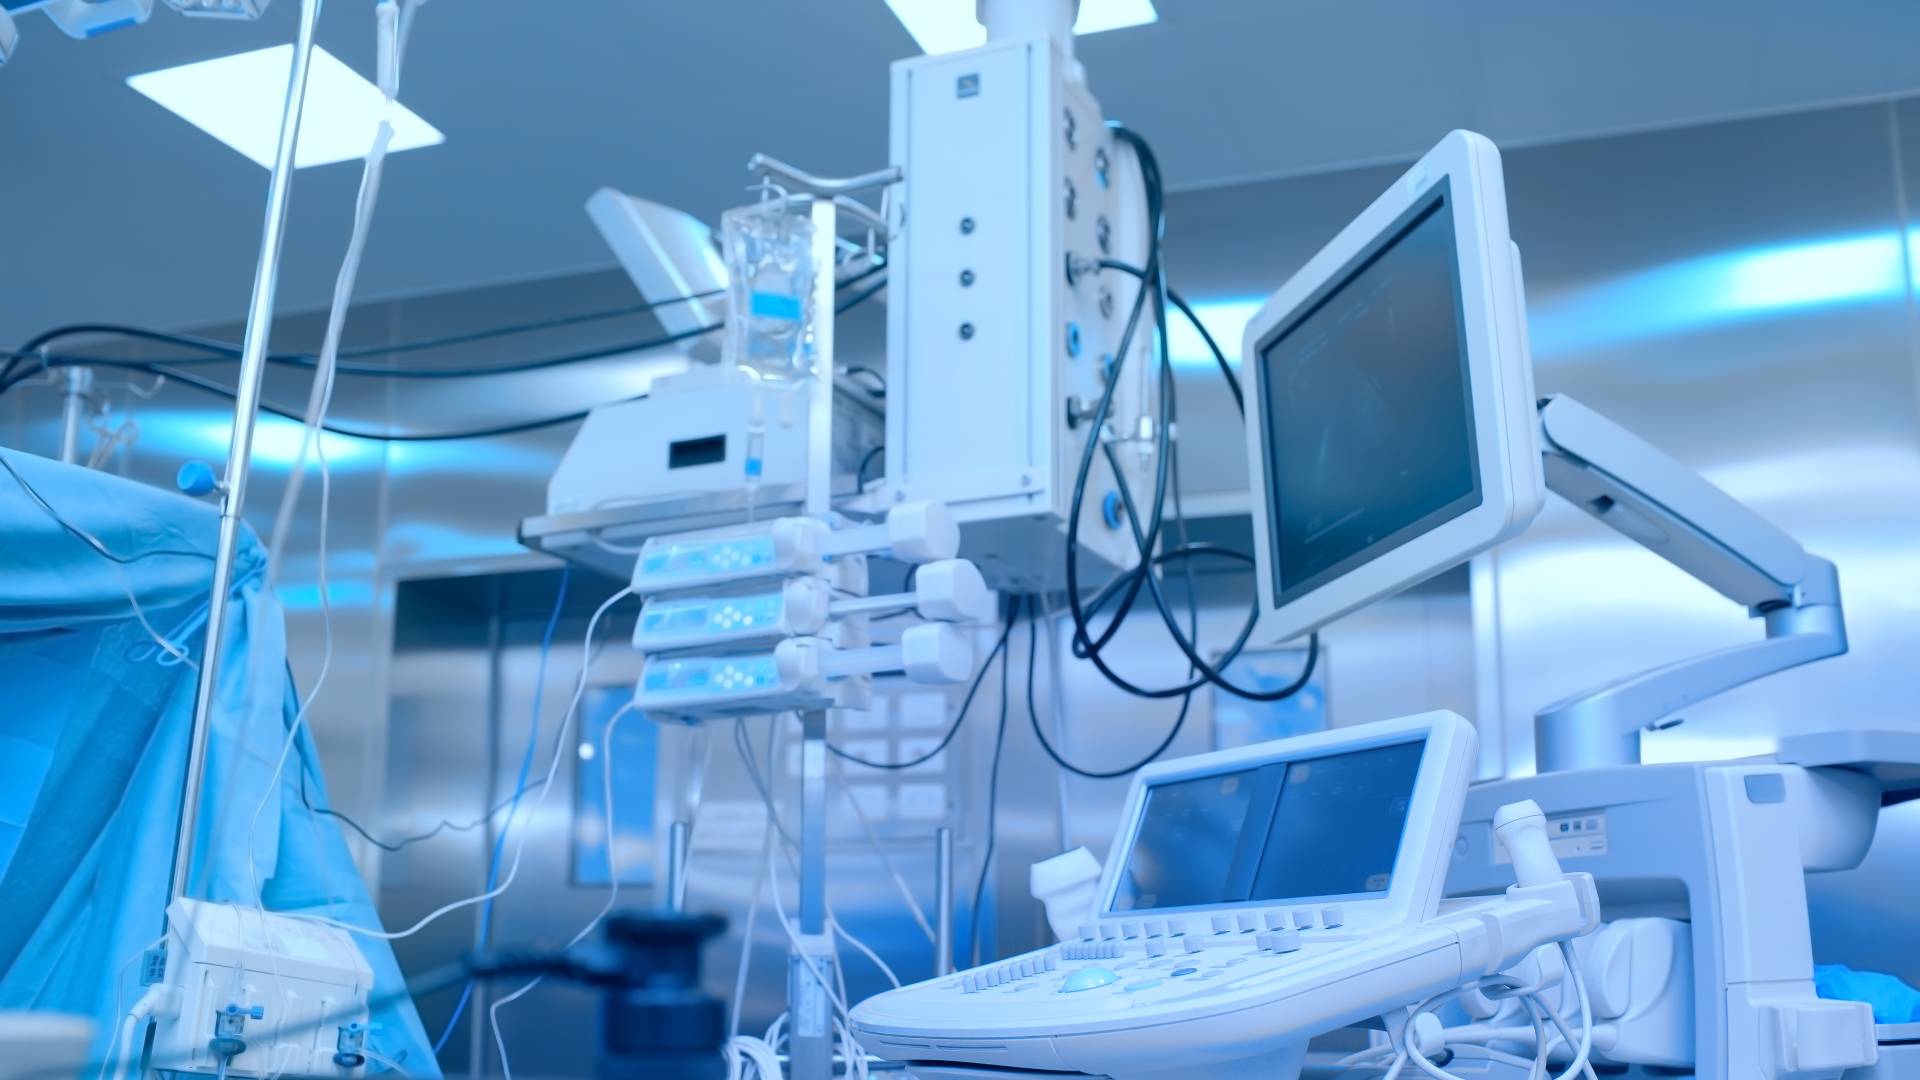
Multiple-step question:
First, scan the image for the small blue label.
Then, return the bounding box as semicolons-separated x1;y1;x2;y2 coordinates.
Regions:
750;292;803;321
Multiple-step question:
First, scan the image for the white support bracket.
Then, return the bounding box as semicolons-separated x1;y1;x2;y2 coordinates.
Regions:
1533;394;1848;772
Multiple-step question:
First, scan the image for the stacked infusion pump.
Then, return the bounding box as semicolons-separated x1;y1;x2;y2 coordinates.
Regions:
542;7;1154;593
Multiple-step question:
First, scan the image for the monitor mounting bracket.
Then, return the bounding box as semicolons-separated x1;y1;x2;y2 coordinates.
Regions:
1532;394;1846;772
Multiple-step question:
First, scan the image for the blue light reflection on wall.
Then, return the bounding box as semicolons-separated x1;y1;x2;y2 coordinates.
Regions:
276;580;377;611
1528;230;1911;355
131;413;378;468
1164;229;1918;368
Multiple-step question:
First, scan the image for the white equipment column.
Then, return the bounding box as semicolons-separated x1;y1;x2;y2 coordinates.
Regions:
885;7;1153;592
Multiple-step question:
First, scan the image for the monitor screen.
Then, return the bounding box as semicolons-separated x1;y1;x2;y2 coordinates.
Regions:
1256;181;1483;611
1108;739;1427;913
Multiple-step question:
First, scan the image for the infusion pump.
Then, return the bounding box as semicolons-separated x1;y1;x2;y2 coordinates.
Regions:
850;712;1602;1080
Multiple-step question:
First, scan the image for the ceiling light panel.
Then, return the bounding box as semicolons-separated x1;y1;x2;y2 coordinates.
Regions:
885;0;1158;55
128;44;443;169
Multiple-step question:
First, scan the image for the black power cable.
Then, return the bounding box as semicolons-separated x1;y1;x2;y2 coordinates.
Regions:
1;261;886;388
0;264;884;394
1025;598;1195;781
1060;123;1320;703
855;445;886;494
0;276;888;442
1097;258;1244;414
967;594;1020;968
826;600;1017;771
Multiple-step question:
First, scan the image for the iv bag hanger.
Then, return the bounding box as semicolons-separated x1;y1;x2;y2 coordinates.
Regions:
1533;394;1847;772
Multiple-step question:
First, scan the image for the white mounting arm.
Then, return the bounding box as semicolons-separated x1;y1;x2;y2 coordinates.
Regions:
1534;394;1847;772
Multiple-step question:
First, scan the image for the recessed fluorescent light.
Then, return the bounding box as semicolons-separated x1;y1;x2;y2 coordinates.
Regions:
1070;0;1158;36
128;44;443;169
884;0;1158;56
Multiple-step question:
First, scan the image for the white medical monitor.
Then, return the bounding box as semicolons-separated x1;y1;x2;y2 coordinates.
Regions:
1242;130;1544;646
1095;711;1477;933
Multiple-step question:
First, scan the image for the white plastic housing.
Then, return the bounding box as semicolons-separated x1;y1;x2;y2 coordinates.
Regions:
1493;800;1563;888
630;516;828;597
886;33;1152;592
633;638;834;717
899;623;974;683
550;367;810;517
585;188;729;338
150;898;372;1078
848;713;1607;1080
42;0;152;38
631;578;832;654
913;558;996;623
1030;847;1104;943
885;501;961;564
1241;129;1544;646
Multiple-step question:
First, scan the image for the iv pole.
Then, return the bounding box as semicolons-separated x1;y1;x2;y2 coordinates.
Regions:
164;0;324;909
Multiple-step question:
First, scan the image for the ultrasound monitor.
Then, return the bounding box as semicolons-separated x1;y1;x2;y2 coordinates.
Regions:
1096;711;1478;932
1109;740;1424;912
1241;130;1545;646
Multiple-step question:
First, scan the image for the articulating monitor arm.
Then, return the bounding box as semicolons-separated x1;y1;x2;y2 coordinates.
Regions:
1533;394;1847;772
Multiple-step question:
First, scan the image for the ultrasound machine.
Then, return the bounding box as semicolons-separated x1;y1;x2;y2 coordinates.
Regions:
854;126;1906;1079
852;130;1605;1080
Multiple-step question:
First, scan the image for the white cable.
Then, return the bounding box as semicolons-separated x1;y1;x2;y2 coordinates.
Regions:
277;585;635;940
730;815;776;1040
239;4;408;1065
112;558;195;667
106;983;166;1080
1398;940;1596;1080
489;700;639;1080
361;1049;413;1078
826;760;935;945
96;935;166;1080
828;914;901;989
835;1017;870;1080
5;450;199;664
265;0;402;583
763;808;852;1024
1332;1043;1399;1068
724;1034;783;1079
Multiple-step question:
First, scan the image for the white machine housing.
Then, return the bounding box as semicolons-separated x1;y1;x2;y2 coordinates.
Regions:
1448;738;1920;1080
547;365;882;519
851;712;1604;1080
150;898;372;1078
1241;129;1544;646
885;28;1153;592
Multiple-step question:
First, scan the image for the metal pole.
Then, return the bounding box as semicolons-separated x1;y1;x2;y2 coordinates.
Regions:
935;827;954;976
57;366;92;465
786;709;835;1080
469;593;505;1070
665;820;691;912
804;199;837;520
166;0;325;908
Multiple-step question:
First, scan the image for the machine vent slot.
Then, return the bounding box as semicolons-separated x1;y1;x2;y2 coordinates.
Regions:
668;434;726;469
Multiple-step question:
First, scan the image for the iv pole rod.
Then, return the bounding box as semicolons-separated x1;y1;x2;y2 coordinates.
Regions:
165;0;325;908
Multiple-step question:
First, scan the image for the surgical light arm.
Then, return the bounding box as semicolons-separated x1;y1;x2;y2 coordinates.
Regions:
1534;394;1847;772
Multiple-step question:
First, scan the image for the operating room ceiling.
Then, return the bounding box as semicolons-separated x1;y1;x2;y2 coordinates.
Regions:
4;0;1920;344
